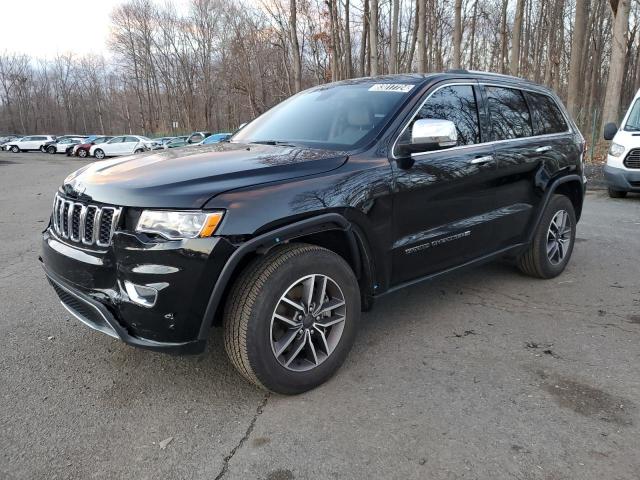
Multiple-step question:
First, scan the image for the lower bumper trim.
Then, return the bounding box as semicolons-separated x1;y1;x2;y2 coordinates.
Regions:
43;263;206;355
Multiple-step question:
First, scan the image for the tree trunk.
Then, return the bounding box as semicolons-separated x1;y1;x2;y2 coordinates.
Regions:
359;0;369;76
567;0;588;120
289;0;302;93
602;0;631;132
452;0;462;69
500;0;508;74
369;0;378;76
510;0;525;75
417;0;426;72
344;0;353;78
390;0;399;74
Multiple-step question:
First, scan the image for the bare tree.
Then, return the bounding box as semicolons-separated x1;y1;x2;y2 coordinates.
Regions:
452;0;462;69
369;0;378;75
510;0;525;75
290;0;302;92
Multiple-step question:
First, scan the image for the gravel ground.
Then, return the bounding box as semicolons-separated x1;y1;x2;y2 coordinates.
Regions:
1;152;639;480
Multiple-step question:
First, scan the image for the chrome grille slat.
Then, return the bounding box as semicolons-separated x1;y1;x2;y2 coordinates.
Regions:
51;194;121;247
624;149;640;169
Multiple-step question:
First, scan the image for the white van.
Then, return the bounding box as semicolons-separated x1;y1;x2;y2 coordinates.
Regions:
603;89;640;198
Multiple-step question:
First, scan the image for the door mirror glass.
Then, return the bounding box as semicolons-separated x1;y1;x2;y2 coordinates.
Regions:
399;119;457;154
603;122;618;141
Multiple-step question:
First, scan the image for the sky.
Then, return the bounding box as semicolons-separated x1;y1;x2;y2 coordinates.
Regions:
0;0;188;59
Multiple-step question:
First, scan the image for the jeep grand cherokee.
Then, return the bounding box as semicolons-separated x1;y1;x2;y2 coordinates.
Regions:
41;71;586;394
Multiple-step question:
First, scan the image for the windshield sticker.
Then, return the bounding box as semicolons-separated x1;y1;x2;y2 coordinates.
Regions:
368;84;414;93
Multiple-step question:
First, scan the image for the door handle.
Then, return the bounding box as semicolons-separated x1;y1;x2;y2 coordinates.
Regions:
536;146;553;153
469;155;494;164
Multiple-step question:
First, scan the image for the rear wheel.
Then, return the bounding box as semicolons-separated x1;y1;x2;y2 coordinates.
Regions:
517;194;576;279
94;149;105;159
134;148;144;154
47;146;56;154
40;145;46;152
607;187;627;199
224;244;360;394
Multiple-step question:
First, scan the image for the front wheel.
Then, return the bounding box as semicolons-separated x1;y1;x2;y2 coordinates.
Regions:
77;148;87;158
608;187;627;199
10;146;19;153
134;148;144;154
223;244;360;394
517;194;576;279
94;149;105;159
47;146;56;154
40;145;46;152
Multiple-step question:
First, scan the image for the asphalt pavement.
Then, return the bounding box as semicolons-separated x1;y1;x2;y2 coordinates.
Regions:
1;152;639;480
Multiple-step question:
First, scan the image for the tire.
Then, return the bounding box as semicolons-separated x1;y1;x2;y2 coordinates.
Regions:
47;146;56;154
607;187;627;199
223;243;360;394
517;194;576;279
77;149;87;158
94;149;105;159
134;148;144;154
40;145;46;152
10;146;19;153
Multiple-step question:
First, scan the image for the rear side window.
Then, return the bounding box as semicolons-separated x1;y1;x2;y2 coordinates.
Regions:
486;87;532;140
125;136;139;142
525;92;568;135
404;84;481;146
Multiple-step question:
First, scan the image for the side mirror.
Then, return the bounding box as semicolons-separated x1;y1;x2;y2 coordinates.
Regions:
603;122;618;141
398;119;457;155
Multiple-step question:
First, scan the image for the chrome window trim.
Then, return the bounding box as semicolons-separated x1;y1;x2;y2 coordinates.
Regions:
391;80;574;160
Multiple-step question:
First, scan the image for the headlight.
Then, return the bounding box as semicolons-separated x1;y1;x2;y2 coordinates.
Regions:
609;142;625;157
136;210;224;239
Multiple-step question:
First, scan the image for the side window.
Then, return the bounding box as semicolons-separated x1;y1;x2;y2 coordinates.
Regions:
21;137;31;141
486;87;533;140
108;136;124;143
400;85;481;148
124;136;139;143
525;91;569;135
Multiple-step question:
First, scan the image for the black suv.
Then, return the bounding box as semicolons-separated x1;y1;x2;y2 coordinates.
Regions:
41;71;585;394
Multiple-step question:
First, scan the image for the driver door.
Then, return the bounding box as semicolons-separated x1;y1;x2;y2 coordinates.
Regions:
390;82;501;285
104;136;124;155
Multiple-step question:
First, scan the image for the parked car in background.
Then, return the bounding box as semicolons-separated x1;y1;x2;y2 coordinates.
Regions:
45;136;87;154
198;133;232;145
186;131;212;144
603;88;640;198
71;136;113;158
41;71;585;394
4;135;55;153
89;135;154;159
162;136;189;149
0;135;21;150
151;136;175;147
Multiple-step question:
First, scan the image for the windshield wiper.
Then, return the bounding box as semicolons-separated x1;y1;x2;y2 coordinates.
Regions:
248;140;302;147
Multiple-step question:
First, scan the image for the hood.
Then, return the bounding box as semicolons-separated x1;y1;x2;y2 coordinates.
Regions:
613;129;640;148
62;142;348;208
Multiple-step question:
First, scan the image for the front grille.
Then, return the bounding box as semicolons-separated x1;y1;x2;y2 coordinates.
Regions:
623;149;640;169
51;194;121;247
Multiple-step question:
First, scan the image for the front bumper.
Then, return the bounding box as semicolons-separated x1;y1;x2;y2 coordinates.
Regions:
604;164;640;192
42;226;235;354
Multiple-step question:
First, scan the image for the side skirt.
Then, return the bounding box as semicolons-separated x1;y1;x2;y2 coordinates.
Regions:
378;243;526;297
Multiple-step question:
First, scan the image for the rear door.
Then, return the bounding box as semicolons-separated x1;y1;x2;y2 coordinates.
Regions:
103;136;124;155
122;136;140;154
390;82;502;285
485;85;576;246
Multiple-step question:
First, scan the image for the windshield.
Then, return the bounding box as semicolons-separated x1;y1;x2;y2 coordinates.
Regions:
232;82;416;150
624;98;640;131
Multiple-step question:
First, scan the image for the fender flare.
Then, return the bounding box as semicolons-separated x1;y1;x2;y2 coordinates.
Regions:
526;173;584;244
197;212;359;340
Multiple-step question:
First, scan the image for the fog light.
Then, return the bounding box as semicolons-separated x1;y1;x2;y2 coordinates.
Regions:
124;281;158;308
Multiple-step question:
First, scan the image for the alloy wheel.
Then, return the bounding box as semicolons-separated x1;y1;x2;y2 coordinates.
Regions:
270;274;346;372
547;209;572;265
